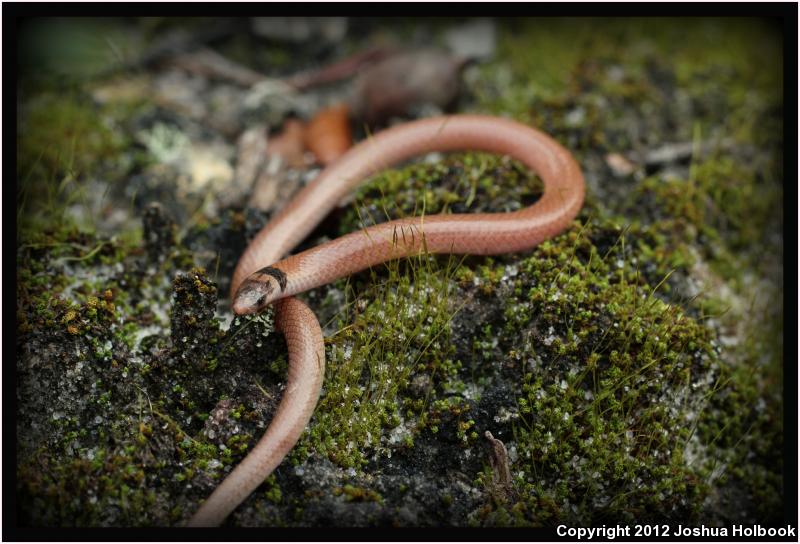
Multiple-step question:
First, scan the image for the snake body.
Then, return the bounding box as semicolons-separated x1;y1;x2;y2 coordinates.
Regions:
187;114;584;526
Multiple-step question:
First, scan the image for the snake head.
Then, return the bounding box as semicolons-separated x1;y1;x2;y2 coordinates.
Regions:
231;266;288;315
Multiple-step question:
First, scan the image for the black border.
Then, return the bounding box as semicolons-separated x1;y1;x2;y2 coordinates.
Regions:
780;5;798;535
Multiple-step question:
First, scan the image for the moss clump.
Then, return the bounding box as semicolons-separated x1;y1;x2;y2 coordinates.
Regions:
18;446;158;526
18;92;125;180
334;484;383;503
262;475;283;504
630;154;782;286
467;220;718;525
17;91;130;235
169;268;223;370
295;254;461;469
341;152;542;227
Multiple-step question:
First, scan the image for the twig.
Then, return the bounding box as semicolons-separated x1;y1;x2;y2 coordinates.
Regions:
485;430;513;503
285;46;397;91
169;47;268;87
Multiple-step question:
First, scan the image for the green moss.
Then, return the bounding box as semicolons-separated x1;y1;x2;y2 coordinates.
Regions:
334;484;383;504
18;437;160;525
295;253;461;470
263;475;283;504
227;433;254;455
633;154;781;284
340;152;543;229
17;91;130;236
18;92;122;176
474;18;780;126
471;220;718;523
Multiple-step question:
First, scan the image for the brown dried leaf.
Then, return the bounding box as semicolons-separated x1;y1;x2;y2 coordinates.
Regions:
304;104;352;166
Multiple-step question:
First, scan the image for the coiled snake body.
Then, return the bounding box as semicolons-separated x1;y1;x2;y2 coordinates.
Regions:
187;114;584;526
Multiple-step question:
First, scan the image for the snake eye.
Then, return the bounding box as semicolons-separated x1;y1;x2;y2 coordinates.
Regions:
257;295;267;307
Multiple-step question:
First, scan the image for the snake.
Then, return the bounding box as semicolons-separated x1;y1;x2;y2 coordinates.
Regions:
186;114;585;526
